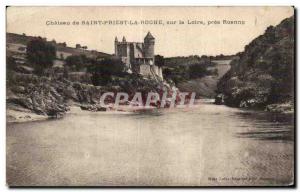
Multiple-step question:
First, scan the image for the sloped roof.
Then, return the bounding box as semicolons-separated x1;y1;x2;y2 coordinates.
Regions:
144;32;155;39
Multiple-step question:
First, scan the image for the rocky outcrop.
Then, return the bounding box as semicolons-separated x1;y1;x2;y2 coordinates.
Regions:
214;93;224;105
7;73;70;117
80;104;107;111
265;102;294;114
6;72;176;119
216;16;294;113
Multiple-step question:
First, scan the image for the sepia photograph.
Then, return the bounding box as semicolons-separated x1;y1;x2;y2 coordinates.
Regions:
6;6;295;187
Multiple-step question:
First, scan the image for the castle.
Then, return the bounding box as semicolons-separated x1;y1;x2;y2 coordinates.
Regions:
114;32;163;80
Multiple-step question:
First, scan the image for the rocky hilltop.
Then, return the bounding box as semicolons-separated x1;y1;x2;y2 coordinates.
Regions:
216;16;294;113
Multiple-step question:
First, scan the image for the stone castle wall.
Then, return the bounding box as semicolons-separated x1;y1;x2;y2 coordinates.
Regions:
114;33;163;80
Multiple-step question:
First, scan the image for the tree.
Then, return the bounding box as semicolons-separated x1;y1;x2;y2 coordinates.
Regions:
26;37;56;75
65;54;89;71
189;63;210;79
155;55;165;67
87;58;126;86
163;68;172;77
58;42;67;47
162;66;187;85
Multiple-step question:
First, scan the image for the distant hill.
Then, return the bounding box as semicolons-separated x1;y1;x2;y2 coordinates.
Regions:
7;32;111;58
217;16;294;111
164;55;236;67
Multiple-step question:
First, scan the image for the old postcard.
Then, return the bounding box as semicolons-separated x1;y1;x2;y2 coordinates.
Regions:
6;6;294;186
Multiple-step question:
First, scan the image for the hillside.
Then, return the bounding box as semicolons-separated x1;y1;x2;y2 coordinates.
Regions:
177;76;218;98
7;33;111;58
163;55;233;98
216;16;294;112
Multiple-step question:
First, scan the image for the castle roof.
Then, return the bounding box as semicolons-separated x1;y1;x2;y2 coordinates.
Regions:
122;36;126;42
144;32;155;39
115;36;118;41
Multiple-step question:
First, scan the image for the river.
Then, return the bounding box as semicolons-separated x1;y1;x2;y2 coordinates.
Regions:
7;100;294;186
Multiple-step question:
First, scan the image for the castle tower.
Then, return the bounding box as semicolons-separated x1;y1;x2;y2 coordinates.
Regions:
122;36;126;42
144;32;155;58
114;36;118;56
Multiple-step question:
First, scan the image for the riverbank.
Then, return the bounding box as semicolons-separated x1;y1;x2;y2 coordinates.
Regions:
7;97;293;124
6;102;186;123
215;94;294;114
7;108;49;123
6;103;154;123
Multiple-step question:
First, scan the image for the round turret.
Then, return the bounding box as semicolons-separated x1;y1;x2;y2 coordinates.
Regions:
114;37;119;56
144;32;155;58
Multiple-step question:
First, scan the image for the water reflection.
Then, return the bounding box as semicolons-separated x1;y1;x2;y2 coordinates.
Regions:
235;111;294;141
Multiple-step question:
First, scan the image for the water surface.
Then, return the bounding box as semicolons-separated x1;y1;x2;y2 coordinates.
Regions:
7;101;294;186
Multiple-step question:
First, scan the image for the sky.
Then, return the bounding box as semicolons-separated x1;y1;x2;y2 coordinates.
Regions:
6;6;294;57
